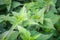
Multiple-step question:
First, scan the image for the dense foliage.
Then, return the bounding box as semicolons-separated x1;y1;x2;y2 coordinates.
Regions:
0;0;60;40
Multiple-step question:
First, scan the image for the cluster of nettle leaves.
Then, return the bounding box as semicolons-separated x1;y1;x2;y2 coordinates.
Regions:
0;0;60;40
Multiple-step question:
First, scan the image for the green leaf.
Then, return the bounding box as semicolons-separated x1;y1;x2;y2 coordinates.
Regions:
37;7;46;24
0;0;5;5
21;19;39;27
12;1;22;9
30;30;53;40
6;0;12;11
17;26;31;40
6;31;19;40
54;17;60;31
32;7;46;24
45;6;59;24
43;18;55;30
12;6;28;23
0;0;12;11
39;18;55;33
1;31;19;40
30;30;41;40
36;33;53;40
0;15;5;23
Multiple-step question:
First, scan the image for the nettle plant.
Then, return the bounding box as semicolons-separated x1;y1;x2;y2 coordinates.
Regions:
0;0;60;40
